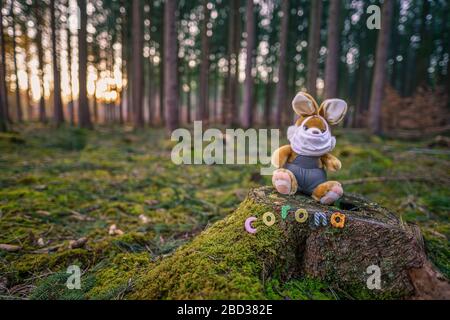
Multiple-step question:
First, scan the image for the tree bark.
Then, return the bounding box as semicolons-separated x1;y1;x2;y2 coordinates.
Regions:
414;0;431;89
186;67;192;124
147;60;154;125
264;78;272;127
163;0;179;132
224;0;240;126
93;69;99;123
24;32;34;121
132;0;144;128
35;4;46;123
50;0;64;125
11;0;22;122
67;10;75;126
128;187;450;299
0;0;8;131
212;67;219;123
368;0;394;135
274;0;289;127
77;0;92;129
146;0;154;126
324;0;340;99
242;0;255;128
197;0;210;122
306;0;322;97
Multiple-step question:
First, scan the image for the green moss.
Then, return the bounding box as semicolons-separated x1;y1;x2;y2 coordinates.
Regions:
0;126;448;299
86;253;151;299
9;249;93;282
265;277;335;300
30;271;96;300
128;199;283;299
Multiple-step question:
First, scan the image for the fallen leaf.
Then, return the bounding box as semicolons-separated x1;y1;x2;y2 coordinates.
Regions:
70;210;95;221
139;214;150;224
32;244;63;254
36;210;51;216
0;244;22;252
144;199;159;206
37;238;45;247
68;237;88;249
108;224;124;236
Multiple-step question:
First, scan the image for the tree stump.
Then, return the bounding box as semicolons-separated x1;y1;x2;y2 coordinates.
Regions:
129;187;450;299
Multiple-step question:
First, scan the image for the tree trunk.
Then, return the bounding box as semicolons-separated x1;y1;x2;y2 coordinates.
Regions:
93;70;99;123
11;0;22;122
242;0;255;128
212;67;219;123
368;0;394;135
119;5;126;125
0;0;8;131
50;0;64;125
163;0;179;132
264;77;272;127
127;187;450;300
306;0;322;97
223;0;240;126
78;0;92;129
274;0;289;127
414;0;431;89
186;67;191;124
24;33;34;121
35;5;46;124
147;60;154;126
67;13;75;125
132;0;144;128
159;1;165;126
198;0;210;122
324;0;340;99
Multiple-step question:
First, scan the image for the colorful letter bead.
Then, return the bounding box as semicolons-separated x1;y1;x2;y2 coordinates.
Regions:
262;212;276;226
281;205;291;220
313;212;327;227
245;217;258;234
294;209;308;223
331;212;346;228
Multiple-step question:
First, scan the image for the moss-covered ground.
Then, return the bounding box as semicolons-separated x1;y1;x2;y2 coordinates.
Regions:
0;124;448;299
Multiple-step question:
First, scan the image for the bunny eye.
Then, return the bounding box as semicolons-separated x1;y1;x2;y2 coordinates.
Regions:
303;125;308;130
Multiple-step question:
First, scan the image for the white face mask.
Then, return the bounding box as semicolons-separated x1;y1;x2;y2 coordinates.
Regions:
287;116;336;157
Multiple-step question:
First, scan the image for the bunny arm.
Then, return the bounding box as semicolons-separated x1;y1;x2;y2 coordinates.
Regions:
271;145;298;168
320;153;342;172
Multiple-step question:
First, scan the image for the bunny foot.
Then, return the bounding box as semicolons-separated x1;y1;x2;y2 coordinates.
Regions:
312;181;343;205
272;169;298;195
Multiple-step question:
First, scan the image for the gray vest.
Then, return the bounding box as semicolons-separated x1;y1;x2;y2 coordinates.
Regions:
284;155;327;195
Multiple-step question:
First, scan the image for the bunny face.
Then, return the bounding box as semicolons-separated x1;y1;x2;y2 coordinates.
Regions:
287;92;347;157
301;116;327;134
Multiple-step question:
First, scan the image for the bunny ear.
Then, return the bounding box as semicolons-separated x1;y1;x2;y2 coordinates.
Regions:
319;99;348;125
292;92;318;116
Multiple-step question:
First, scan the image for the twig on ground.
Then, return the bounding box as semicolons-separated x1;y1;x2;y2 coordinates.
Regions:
341;176;448;185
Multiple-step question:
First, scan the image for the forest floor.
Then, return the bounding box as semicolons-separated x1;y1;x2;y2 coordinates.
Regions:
0;124;448;299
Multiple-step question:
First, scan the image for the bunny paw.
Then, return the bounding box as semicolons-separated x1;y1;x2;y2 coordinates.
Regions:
324;157;341;172
312;181;343;205
272;169;298;195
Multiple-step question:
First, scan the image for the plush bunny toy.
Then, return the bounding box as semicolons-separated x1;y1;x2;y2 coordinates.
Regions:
271;92;347;205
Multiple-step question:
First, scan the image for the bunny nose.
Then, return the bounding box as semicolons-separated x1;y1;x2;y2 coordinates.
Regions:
311;129;321;135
